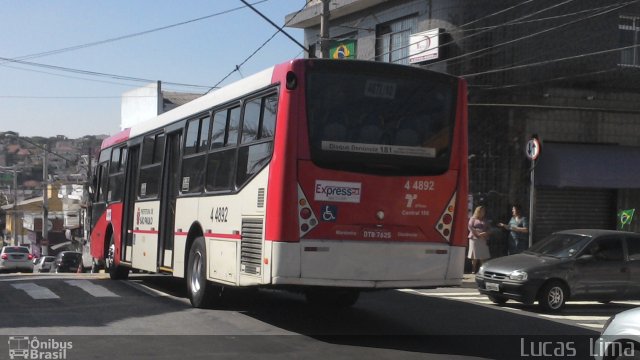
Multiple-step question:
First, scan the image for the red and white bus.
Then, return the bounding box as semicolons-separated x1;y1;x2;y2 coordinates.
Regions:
90;59;468;308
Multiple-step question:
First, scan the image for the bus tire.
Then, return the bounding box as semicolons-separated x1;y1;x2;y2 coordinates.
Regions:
106;234;129;280
187;237;221;308
305;288;360;308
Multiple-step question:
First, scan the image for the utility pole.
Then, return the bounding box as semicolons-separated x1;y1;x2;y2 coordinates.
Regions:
12;167;17;246
320;0;331;58
42;144;49;256
1;165;19;246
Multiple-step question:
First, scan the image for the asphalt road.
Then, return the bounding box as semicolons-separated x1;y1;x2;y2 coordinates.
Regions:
0;273;627;360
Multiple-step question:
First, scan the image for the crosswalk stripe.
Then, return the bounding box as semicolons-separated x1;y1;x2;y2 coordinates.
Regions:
442;296;489;300
65;280;119;297
577;323;604;329
539;314;611;321
11;283;60;299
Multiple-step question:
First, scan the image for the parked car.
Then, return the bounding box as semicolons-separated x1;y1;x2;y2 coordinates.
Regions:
33;256;56;273
475;229;640;311
50;251;83;273
0;246;34;273
594;307;640;360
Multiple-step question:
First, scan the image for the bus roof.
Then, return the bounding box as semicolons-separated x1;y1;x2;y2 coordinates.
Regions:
100;128;131;149
130;65;276;139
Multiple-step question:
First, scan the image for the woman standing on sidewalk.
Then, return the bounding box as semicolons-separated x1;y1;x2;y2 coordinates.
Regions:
468;206;490;274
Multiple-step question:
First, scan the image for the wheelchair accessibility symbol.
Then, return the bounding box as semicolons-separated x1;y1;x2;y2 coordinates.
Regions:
321;205;338;222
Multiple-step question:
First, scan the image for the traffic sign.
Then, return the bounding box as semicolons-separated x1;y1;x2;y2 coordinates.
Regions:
525;138;541;160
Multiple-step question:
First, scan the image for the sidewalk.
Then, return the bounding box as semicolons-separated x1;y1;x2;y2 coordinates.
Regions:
461;273;477;288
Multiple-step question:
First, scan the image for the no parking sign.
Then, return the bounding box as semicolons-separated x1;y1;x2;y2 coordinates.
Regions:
525;138;541;160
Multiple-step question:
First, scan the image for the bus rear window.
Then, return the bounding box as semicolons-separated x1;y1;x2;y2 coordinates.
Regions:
306;65;457;175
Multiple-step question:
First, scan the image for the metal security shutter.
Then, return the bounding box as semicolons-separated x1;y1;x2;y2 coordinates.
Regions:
534;188;616;242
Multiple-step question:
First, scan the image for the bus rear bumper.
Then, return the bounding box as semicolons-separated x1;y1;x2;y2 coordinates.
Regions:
270;240;465;289
271;276;462;289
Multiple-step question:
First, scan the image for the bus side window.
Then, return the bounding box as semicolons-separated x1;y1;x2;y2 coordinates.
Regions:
227;107;241;146
242;98;261;144
138;133;164;199
261;94;277;138
206;107;238;192
181;117;209;193
236;93;277;187
210;111;227;149
108;146;127;202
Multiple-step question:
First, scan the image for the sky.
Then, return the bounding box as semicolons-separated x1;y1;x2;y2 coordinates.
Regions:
0;0;305;139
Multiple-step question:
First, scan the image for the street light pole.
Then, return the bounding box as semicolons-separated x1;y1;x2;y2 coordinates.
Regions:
0;166;18;245
42;145;49;256
0;133;72;255
12;167;17;246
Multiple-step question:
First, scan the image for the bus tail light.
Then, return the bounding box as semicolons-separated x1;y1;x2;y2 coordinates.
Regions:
436;193;457;242
297;184;318;237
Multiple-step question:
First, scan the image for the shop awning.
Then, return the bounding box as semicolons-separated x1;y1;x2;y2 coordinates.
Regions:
535;143;640;188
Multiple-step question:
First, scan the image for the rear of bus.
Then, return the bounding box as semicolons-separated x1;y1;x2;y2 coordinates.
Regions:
268;60;468;291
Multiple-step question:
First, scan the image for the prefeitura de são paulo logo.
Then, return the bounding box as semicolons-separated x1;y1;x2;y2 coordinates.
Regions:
8;336;73;360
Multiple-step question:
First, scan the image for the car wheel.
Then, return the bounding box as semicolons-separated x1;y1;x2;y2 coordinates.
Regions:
488;294;508;305
186;237;222;308
106;234;129;280
538;281;567;312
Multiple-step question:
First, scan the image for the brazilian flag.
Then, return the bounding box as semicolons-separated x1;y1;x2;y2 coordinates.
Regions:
618;209;635;229
330;40;356;59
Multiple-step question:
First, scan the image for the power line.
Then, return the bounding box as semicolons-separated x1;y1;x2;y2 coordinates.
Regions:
0;1;273;94
206;2;307;93
427;0;578;68
0;63;169;90
441;0;638;68
366;0;574;63
368;0;633;68
2;1;269;64
462;44;640;78
239;0;308;53
455;0;539;29
0;56;211;89
468;67;620;90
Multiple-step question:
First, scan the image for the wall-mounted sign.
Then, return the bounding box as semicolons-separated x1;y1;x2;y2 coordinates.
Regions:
409;28;441;64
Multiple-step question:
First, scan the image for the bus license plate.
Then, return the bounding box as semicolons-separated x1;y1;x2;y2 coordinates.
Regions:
486;282;500;292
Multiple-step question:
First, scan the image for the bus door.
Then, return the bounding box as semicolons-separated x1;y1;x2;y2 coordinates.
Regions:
158;131;181;271
121;145;139;264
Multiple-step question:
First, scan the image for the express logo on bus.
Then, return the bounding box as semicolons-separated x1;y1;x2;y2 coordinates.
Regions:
314;180;362;203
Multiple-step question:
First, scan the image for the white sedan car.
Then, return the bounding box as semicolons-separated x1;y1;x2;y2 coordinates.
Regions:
594;307;640;360
0;246;34;273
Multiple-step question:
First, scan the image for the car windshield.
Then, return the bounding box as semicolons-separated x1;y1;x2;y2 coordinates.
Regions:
3;247;29;254
526;233;592;258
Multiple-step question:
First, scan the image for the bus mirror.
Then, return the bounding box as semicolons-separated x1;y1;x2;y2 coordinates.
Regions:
89;175;97;197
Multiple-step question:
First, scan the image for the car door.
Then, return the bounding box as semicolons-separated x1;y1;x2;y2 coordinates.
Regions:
624;235;640;298
573;236;628;300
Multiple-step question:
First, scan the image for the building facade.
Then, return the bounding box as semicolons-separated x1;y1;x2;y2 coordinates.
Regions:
287;0;640;244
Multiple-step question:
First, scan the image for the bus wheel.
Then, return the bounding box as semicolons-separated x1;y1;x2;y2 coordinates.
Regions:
187;237;221;308
305;288;360;308
106;235;129;280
